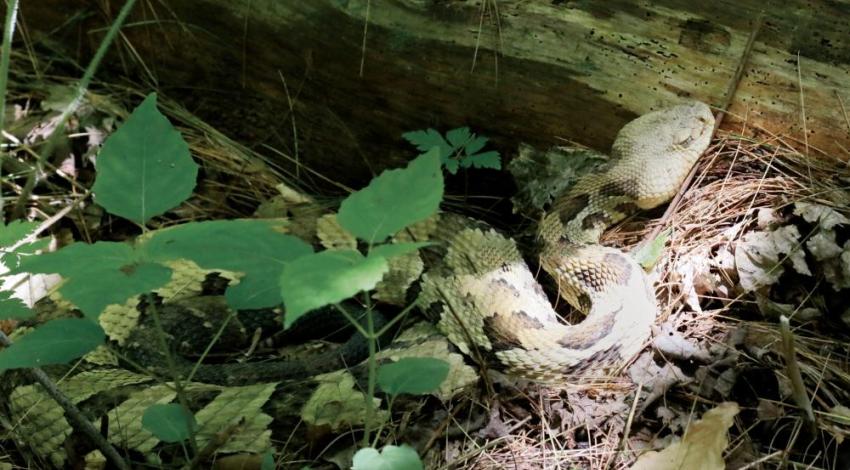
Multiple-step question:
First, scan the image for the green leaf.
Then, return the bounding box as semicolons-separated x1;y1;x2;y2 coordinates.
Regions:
369;242;430;259
1;238;51;271
0;319;105;371
401;129;451;157
141;403;197;443
443;158;460;174
337;149;443;243
280;249;389;327
261;452;275;470
445;127;471;148
352;445;423;470
462;135;488;156
0;220;39;247
92;93;198;224
0;292;32;320
462;150;501;170
144;219;312;309
377;357;450;396
15;242;172;318
633;228;671;270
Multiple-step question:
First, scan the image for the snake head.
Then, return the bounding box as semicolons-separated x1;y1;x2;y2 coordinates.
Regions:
612;101;715;164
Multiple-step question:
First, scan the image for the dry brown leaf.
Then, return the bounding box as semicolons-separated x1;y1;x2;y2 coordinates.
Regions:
629;402;740;470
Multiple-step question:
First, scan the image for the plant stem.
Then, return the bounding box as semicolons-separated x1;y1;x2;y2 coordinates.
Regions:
0;0;19;221
145;294;200;454
0;331;130;470
779;315;817;433
12;0;138;218
362;306;377;447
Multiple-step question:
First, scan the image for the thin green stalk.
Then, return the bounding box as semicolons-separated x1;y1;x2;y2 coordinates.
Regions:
0;0;20;221
375;301;416;337
12;0;138;218
334;303;369;338
362;307;378;447
145;294;200;454
186;307;237;383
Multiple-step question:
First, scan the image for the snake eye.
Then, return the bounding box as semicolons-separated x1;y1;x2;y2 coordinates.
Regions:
673;128;695;147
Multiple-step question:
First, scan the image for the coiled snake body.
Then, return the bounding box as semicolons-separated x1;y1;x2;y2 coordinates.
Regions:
421;102;715;381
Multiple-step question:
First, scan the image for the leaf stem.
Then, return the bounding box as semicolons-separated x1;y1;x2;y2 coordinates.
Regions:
333;303;369;338
362;304;378;447
145;294;199;454
375;301;416;337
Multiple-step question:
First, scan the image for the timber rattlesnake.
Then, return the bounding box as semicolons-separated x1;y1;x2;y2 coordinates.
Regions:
2;102;714;467
420;101;715;381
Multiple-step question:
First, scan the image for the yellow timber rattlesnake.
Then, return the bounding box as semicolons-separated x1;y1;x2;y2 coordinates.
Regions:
420;101;715;381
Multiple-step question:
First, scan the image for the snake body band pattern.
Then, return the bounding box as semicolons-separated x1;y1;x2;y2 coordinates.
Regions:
420;102;715;381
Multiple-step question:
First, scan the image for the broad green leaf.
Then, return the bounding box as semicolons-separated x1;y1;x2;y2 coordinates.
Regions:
15;242;172;318
280;250;388;327
401;129;451;157
445;127;471;148
352;445;422;470
141;403;196;443
93;93;198;224
337;149;443;243
261;452;275;470
633;228;671;270
0;319;105;371
377;357;450;396
0;220;39;247
144;219;312;309
0;292;32;320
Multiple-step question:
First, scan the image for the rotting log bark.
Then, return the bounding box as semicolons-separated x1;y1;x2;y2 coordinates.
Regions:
19;1;850;190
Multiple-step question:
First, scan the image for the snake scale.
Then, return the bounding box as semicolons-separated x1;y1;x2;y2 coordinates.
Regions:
421;101;715;381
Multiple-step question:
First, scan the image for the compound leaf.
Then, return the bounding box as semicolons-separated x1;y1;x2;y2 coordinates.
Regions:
461;150;500;170
445;127;471;148
401;129;451;157
0;291;32;320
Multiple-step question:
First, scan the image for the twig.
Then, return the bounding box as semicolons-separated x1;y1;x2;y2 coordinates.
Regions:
358;0;371;77
0;331;131;470
779;315;817;433
641;13;763;246
12;0;138;219
604;381;643;469
0;0;20;222
187;418;244;470
735;450;784;470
